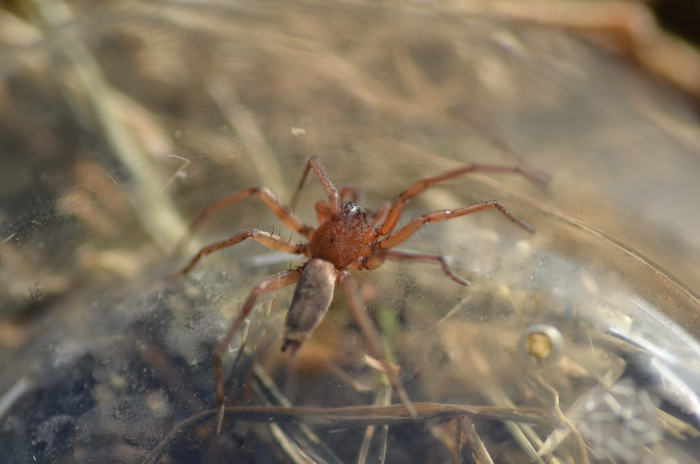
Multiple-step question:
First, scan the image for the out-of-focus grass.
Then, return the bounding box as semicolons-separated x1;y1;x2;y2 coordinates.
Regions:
2;2;700;463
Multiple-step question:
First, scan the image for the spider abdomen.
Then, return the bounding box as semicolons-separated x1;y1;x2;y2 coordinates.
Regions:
282;259;336;354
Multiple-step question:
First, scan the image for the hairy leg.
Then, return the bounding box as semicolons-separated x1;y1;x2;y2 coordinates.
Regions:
212;268;303;433
378;165;545;235
176;186;315;254
289;156;340;215
378;200;534;251
171;229;306;276
340;184;361;203
363;249;469;286
339;271;417;418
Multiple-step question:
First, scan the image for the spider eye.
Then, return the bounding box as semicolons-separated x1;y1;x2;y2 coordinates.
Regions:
340;202;366;222
343;201;363;214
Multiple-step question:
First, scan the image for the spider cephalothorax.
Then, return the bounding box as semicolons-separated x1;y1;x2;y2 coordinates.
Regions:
309;201;367;268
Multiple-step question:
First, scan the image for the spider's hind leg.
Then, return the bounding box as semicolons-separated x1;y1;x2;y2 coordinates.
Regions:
365;249;469;286
212;268;302;434
339;271;417;418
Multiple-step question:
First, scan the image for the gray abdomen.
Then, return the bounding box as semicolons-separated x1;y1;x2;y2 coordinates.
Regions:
281;259;337;354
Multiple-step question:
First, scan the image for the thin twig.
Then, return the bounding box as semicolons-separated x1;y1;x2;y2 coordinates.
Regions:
534;372;591;464
459;416;494;464
140;402;549;464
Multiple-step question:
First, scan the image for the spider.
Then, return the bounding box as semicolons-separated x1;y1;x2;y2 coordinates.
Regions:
172;156;544;432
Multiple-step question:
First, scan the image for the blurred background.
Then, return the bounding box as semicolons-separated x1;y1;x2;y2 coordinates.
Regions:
2;1;700;463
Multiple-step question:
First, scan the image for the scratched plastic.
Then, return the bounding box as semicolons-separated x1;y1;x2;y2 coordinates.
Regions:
1;2;700;464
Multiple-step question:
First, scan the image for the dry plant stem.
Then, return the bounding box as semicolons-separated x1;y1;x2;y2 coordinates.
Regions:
486;389;551;464
427;293;475;334
33;0;187;249
140;403;549;464
538;366;621;457
504;421;548;464
207;75;288;199
357;385;392;464
357;417;377;463
654;409;700;440
459;416;495;464
377;430;389;464
533;373;591;464
252;365;344;464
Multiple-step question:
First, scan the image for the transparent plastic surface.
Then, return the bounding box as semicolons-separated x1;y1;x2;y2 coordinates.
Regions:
1;2;700;463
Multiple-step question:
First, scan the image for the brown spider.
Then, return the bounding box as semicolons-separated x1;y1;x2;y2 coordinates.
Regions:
172;156;544;432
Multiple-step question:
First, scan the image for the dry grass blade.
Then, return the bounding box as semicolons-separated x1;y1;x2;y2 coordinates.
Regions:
252;365;344;464
459;416;495;464
141;403;550;464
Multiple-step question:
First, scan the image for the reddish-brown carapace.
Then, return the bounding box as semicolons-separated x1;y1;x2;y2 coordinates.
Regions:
172;156;544;432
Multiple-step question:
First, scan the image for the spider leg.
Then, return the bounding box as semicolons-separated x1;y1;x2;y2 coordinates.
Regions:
364;249;469;286
339;270;417;418
213;268;303;433
365;202;391;242
175;186;315;254
378;200;534;251
340;184;361;203
315;201;333;225
171;229;307;276
290;156;340;215
378;165;546;235
368;202;390;227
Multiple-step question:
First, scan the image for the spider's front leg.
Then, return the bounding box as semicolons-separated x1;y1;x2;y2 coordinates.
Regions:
174;186;315;255
377;165;546;236
377;200;534;251
171;229;307;276
290;156;340;214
